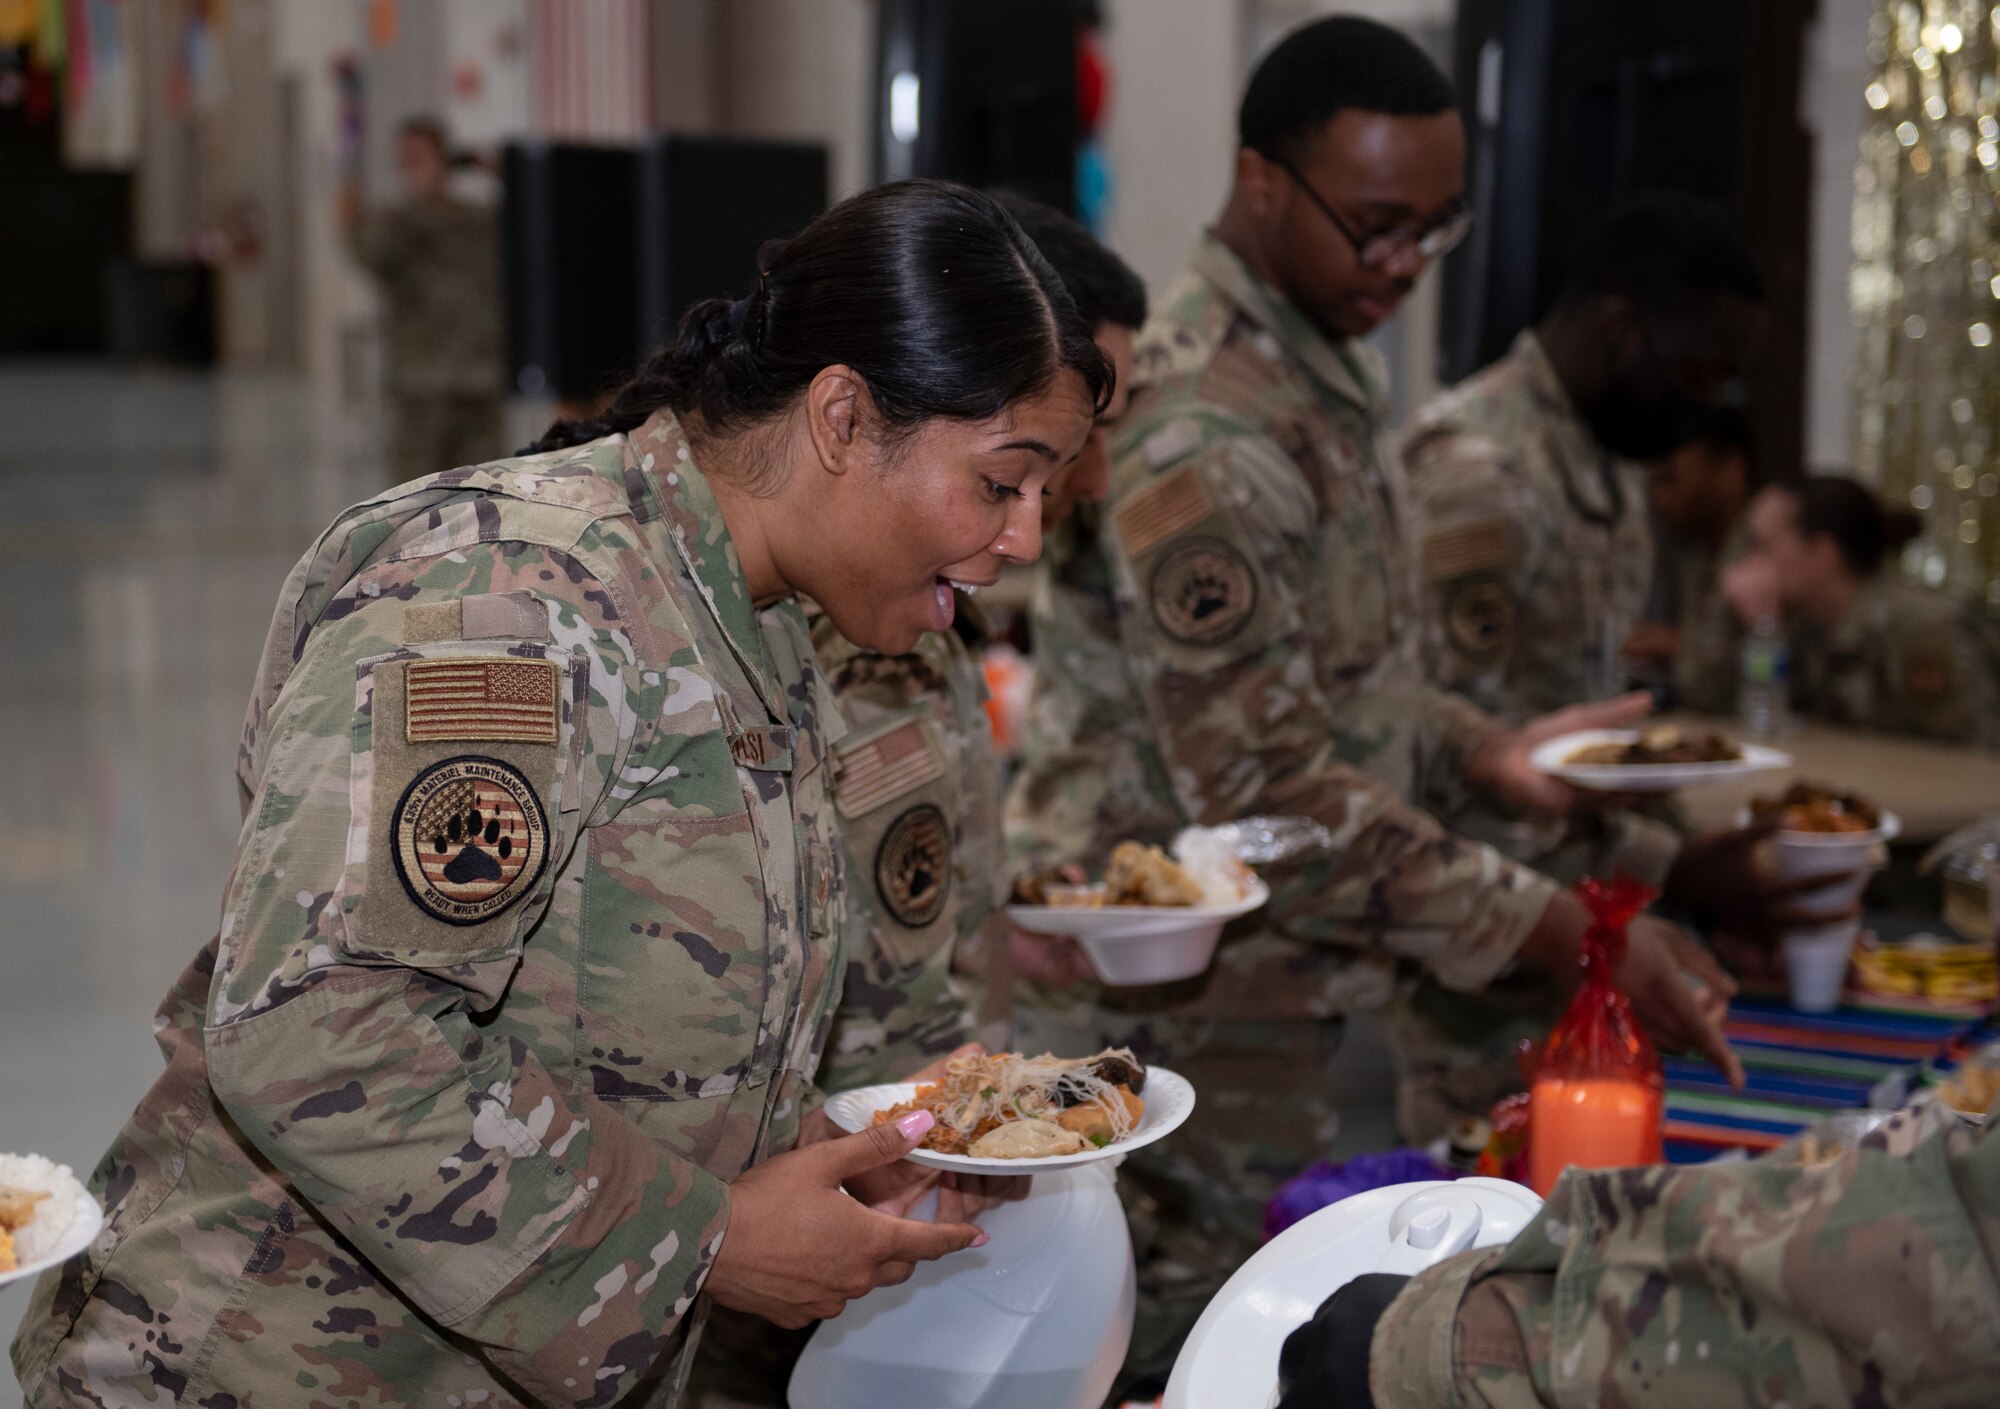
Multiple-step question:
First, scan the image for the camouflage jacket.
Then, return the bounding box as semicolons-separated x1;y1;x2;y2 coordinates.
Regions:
1004;235;1559;1022
1372;1096;2000;1408
1399;330;1678;887
1400;331;1654;719
1657;519;1749;715
351;195;503;398
810;598;1003;1093
12;411;847;1408
1791;575;2000;748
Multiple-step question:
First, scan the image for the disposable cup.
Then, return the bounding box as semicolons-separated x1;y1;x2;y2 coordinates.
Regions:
1783;918;1860;1013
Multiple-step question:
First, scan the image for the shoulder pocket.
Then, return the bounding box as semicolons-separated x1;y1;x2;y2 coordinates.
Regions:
337;642;587;969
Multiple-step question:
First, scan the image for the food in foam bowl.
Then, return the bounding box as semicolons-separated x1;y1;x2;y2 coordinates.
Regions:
1750;782;1884;835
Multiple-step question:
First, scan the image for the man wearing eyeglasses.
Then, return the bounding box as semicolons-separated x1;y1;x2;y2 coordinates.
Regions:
1002;17;1740;1399
1384;197;1778;1147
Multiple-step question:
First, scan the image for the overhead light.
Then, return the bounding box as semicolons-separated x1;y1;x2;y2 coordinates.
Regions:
890;72;920;144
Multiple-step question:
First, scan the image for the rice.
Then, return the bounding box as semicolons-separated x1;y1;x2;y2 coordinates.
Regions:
0;1153;85;1266
1171;825;1254;906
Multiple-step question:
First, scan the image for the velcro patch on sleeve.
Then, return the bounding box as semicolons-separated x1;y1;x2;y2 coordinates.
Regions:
1115;465;1217;559
833;718;945;818
1422;523;1510;582
406;658;559;744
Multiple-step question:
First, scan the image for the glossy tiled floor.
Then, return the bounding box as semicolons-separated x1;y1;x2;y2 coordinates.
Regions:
0;365;1395;1404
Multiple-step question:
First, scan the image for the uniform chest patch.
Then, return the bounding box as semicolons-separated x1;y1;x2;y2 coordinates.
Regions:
875;802;951;929
1150;536;1257;646
392;756;551;925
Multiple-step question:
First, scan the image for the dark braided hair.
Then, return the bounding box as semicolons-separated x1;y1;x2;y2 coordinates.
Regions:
528;179;1112;463
1239;16;1455;163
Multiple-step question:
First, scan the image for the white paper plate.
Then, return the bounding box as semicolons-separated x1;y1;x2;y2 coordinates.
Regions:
0;1173;103;1291
823;1067;1197;1175
1005;879;1269;939
1530;729;1791;792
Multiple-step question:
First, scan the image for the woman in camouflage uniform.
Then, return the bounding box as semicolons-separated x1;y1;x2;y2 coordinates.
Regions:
12;181;1108;1409
1725;476;2000;746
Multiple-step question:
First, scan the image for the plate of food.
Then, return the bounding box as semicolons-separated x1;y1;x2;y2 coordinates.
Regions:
1008;835;1269;984
823;1048;1196;1175
1530;725;1791;792
0;1154;102;1290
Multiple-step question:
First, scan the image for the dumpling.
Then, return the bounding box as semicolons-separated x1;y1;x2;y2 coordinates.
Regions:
968;1118;1090;1159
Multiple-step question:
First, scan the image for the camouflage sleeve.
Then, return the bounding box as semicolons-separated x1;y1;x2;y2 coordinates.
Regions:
348;207;408;280
1404;428;1539;717
1370;1100;2000;1409
1887;611;2000;747
1105;423;1558;991
203;548;730;1405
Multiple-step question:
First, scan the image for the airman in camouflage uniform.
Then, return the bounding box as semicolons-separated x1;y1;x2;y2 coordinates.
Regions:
346;122;504;483
812;595;1005;1093
1390;330;1681;1145
1006;233;1565;1387
1367;1093;2000;1408
686;596;1008;1409
1791;575;2000;748
12;410;848;1407
1403;330;1657;725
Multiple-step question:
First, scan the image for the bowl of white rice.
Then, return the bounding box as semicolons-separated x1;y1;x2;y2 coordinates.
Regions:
0;1153;102;1287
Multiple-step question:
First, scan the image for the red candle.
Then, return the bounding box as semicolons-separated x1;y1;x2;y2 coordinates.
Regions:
1527;1075;1663;1195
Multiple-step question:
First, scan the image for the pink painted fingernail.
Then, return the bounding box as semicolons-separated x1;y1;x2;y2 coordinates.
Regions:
894;1109;935;1140
970;1232;990;1248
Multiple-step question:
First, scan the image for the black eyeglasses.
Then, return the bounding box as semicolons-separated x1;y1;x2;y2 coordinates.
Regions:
1268;155;1473;270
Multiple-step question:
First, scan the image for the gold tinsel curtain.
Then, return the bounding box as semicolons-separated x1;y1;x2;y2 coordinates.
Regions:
1853;0;2000;614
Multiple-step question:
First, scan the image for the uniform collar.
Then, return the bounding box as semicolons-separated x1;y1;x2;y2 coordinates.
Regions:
628;409;791;724
1188;233;1381;414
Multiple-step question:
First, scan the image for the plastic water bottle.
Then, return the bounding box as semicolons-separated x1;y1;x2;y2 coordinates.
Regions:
1738;614;1792;739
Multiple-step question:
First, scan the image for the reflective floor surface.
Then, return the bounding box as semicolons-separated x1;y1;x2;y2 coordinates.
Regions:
0;363;1394;1404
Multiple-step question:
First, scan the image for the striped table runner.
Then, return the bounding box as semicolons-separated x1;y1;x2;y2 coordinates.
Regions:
1661;994;1986;1162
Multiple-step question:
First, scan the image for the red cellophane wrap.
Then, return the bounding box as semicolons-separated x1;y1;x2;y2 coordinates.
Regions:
1527;874;1665;1194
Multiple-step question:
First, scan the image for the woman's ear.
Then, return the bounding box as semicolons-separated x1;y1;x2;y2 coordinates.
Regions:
804;365;869;477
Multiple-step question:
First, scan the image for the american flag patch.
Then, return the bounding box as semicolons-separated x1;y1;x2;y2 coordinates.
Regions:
405;658;559;744
1422;523;1510;582
1116;466;1216;558
833;719;944;818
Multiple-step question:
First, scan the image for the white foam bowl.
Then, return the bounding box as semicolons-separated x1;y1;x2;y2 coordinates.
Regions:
1006;880;1269;986
1740;810;1900;919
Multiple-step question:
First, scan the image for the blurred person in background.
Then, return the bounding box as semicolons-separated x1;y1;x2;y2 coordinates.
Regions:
683;192;1148;1409
343;115;505;483
1002;18;1739;1396
1403;193;1765;728
11;179;1109;1409
1725;475;2000;746
1389;207;1782;1145
1627;405;1762;713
